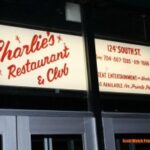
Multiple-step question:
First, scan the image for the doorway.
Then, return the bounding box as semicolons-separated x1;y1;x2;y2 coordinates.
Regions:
16;110;98;150
102;112;150;150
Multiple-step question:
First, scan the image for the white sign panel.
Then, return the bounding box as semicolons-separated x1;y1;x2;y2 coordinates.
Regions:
95;38;150;94
0;25;87;90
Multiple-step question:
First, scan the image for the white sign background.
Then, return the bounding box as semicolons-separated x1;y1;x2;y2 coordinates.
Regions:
95;38;150;94
0;25;87;90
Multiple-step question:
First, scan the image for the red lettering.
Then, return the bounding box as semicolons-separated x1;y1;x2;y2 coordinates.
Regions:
47;63;68;83
21;65;26;74
6;46;70;79
13;47;22;58
34;35;43;51
22;45;29;55
0;40;4;51
29;34;39;53
16;68;22;76
0;32;56;62
47;68;54;82
7;64;16;79
49;34;55;46
25;59;32;72
7;59;32;79
63;63;69;76
41;38;48;49
1;41;13;62
63;45;70;58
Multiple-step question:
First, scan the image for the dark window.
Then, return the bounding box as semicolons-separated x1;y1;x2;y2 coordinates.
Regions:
32;135;83;150
115;134;150;150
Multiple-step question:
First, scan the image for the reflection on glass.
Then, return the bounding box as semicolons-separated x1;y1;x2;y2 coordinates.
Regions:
115;134;150;150
32;135;83;150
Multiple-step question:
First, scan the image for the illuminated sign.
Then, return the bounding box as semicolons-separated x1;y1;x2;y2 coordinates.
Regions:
122;138;150;144
0;25;87;90
95;39;150;94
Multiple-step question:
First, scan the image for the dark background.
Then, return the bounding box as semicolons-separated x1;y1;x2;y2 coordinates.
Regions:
0;0;150;112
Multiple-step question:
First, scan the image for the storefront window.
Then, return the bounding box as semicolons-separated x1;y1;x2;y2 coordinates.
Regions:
32;135;83;150
0;1;88;110
115;134;150;150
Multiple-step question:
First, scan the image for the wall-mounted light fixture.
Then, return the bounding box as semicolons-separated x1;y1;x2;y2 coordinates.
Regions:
65;2;81;23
